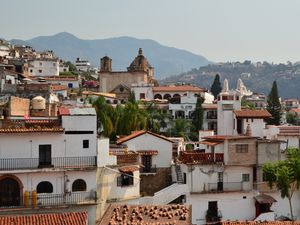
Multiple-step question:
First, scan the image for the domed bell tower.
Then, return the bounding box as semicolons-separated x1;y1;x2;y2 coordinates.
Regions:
100;56;112;72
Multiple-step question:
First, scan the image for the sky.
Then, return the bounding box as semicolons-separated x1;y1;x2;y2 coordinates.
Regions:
1;0;300;63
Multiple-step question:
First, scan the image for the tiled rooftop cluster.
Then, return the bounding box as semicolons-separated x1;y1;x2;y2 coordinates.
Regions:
0;212;87;225
222;221;300;225
0;119;64;133
98;204;191;225
178;151;224;164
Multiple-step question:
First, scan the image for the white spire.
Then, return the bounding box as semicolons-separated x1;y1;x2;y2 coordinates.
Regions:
223;79;229;92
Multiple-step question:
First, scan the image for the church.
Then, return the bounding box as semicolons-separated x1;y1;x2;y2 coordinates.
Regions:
99;48;155;99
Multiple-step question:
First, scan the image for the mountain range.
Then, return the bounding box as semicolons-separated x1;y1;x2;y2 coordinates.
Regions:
9;32;210;79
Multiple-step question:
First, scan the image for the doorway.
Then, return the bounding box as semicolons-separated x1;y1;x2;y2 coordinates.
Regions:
141;155;152;172
0;177;21;207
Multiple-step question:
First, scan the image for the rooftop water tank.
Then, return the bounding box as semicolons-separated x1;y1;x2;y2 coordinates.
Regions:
32;96;46;110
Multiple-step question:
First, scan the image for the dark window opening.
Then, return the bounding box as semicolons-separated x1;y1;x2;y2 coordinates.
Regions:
39;145;52;167
83;140;89;148
37;181;53;193
72;179;87;192
117;173;134;187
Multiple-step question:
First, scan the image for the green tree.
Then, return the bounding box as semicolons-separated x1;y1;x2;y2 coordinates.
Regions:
210;74;222;99
267;81;282;125
65;61;77;72
241;97;255;109
167;119;192;140
192;97;204;132
128;91;136;104
286;112;298;125
263;148;300;221
92;97;113;137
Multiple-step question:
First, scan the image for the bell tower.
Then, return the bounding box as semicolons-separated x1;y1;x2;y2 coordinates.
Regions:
100;56;112;72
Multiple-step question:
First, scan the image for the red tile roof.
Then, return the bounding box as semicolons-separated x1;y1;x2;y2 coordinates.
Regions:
234;110;271;118
221;222;300;225
29;76;78;81
290;108;300;115
119;165;139;173
153;85;204;92
202;104;217;109
137;150;159;155
278;126;300;136
51;84;68;91
97;204;192;225
0;212;88;225
0;127;64;133
116;130;174;144
203;135;257;141
179;151;224;164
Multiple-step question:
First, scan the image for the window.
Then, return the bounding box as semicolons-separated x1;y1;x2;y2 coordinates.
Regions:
30;69;33;73
117;173;134;187
83;140;89;148
236;144;248;153
140;93;145;99
262;172;268;182
72;179;87;192
242;174;250;182
37;181;53;193
38;69;42;73
222;104;233;110
39;62;42;66
39;144;52;167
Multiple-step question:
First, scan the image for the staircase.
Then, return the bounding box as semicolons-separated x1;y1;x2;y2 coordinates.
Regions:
135;183;189;205
175;164;184;183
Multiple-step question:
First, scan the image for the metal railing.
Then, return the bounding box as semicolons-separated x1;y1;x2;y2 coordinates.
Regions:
140;164;157;174
0;156;97;170
0;191;97;209
207;182;243;192
34;191;97;207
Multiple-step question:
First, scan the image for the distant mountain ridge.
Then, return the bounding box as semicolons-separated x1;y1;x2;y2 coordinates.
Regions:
9;32;210;79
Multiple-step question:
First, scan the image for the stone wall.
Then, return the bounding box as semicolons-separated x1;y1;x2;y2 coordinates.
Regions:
9;96;30;116
140;167;171;196
227;138;256;165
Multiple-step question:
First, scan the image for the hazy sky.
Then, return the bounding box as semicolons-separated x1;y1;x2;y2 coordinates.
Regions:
2;0;300;63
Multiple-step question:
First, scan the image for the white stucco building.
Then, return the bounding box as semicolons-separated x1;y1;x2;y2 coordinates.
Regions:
0;107;99;224
28;59;59;76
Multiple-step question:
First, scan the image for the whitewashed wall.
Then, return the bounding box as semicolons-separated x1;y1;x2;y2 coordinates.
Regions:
123;133;173;168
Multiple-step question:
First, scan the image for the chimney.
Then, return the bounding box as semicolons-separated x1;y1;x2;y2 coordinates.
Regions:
245;124;252;136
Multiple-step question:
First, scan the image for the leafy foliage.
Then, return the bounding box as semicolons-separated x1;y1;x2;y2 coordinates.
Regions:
192;97;204;132
263;148;300;221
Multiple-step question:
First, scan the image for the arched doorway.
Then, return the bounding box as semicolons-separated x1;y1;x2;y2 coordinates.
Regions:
0;177;21;207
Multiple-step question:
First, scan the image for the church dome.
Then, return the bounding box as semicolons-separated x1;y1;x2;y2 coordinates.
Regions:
127;48;152;72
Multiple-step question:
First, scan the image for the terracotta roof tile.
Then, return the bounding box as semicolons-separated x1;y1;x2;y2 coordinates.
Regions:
51;84;68;91
203;135;257;141
116;130;174;144
222;222;300;225
0;127;64;133
29;76;78;81
153;85;205;92
0;212;88;225
278;126;300;136
119;165;139;173
234;110;271;118
137;150;159;155
97;204;192;225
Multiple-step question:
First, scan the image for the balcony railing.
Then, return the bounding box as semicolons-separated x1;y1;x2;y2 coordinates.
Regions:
0;191;97;209
140;164;157;174
207;182;243;192
35;191;97;207
179;152;224;164
0;156;97;170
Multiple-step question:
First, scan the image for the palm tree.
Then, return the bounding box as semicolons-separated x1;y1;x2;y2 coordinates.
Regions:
167;118;192;141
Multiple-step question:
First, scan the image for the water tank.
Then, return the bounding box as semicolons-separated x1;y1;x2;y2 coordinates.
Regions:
32;96;46;110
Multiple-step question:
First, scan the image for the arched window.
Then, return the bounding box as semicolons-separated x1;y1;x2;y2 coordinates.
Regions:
72;179;87;192
37;181;53;193
163;94;171;100
154;94;162;100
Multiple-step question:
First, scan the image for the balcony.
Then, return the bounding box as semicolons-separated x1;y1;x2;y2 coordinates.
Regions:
179;152;224;164
0;156;97;171
207;114;217;119
140;164;157;174
0;191;97;209
207;182;243;192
